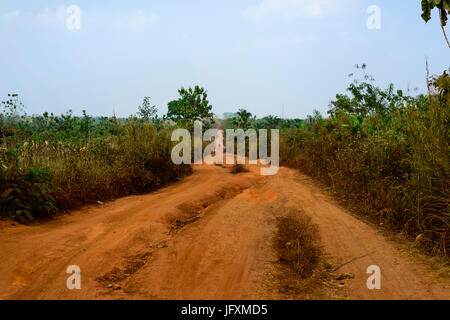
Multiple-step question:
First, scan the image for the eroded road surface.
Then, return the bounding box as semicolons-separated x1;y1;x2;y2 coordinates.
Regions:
0;164;448;300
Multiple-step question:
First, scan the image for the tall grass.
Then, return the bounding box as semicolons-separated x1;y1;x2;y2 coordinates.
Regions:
281;70;449;256
0;110;191;223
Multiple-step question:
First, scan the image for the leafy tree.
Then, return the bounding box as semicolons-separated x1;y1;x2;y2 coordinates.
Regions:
328;65;406;121
1;94;26;137
166;100;182;121
166;86;213;129
80;110;94;140
232;109;253;129
1;94;25;118
421;0;450;47
431;69;450;106
137;97;158;121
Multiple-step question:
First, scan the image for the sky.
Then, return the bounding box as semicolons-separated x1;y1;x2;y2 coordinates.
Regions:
0;0;449;119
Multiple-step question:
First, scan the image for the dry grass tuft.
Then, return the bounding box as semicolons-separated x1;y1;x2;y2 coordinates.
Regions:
276;215;321;279
274;211;342;299
231;164;249;174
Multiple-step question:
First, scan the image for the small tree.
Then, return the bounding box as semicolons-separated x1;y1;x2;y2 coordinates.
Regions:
166;86;214;129
232;109;253;130
1;94;25;118
137;97;158;121
329;64;406;121
1;94;26;138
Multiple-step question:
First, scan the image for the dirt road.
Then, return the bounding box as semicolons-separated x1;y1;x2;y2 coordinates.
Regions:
0;164;448;300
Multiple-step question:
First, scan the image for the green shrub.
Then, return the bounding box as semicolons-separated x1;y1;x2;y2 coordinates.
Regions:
0;167;56;223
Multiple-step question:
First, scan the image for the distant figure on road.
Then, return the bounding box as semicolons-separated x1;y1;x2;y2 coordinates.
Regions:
212;129;224;157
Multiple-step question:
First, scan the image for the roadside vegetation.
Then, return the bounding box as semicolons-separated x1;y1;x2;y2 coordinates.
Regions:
280;66;449;256
0;94;196;224
270;0;448;258
222;62;448;257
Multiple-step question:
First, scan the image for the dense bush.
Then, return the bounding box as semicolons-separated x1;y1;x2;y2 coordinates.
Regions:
0;102;191;223
281;69;449;256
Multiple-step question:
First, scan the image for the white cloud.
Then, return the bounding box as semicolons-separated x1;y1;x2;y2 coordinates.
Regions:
242;0;340;20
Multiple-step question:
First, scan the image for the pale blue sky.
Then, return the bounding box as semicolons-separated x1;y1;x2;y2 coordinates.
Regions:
0;1;448;118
